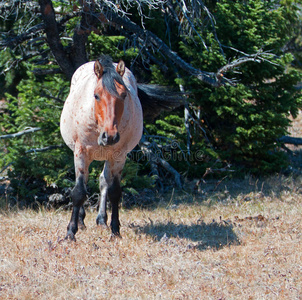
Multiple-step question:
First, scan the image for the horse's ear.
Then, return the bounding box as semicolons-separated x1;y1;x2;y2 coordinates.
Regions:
94;60;103;79
116;60;125;77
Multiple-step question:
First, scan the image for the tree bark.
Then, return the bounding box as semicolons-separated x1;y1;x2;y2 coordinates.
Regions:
39;0;75;79
38;0;99;80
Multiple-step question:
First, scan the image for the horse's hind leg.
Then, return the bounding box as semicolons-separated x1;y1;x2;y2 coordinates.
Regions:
66;148;90;241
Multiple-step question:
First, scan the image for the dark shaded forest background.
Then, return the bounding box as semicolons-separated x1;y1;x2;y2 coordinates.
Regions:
1;0;302;207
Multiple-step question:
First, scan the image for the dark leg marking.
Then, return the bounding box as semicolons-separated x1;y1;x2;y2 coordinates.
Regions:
108;176;122;236
78;205;86;230
65;174;87;241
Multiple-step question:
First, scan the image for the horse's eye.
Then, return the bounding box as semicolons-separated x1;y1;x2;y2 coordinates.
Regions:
94;94;100;101
120;92;127;100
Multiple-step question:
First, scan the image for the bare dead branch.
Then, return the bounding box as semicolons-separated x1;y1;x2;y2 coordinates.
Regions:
202;164;234;179
0;23;45;48
0;9;80;49
157;157;182;188
139;141;182;189
0;127;42;140
175;0;208;49
102;10;272;87
25;144;63;154
217;56;261;78
32;68;62;76
103;11;222;86
0;162;13;174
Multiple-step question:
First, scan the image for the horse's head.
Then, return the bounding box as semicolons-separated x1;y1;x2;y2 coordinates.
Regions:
93;58;127;146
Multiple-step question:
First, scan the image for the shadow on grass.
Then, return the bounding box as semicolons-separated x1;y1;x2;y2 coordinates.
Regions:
134;219;240;251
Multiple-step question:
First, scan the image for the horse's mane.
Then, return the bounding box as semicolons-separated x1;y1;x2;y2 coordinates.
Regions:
97;55;127;97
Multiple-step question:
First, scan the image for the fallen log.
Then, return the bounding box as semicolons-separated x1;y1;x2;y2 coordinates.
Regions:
278;136;302;146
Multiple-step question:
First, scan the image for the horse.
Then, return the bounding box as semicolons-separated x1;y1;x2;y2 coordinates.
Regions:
60;55;182;241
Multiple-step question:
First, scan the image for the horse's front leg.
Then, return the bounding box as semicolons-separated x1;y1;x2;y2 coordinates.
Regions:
66;148;90;241
96;168;108;227
78;205;86;230
108;176;122;236
96;159;125;237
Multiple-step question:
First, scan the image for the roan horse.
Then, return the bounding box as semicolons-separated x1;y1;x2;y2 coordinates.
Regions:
60;55;143;240
61;55;181;241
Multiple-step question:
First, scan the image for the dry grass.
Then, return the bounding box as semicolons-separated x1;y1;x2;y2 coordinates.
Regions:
1;175;302;299
288;110;302;139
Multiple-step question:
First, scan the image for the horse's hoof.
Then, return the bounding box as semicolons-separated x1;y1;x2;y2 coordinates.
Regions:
109;233;122;242
65;232;76;242
96;221;107;227
96;216;108;227
78;223;86;231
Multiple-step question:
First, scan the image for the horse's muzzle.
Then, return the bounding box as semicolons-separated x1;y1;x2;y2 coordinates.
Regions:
98;131;120;146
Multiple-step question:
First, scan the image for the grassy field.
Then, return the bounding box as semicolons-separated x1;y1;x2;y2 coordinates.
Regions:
0;175;301;299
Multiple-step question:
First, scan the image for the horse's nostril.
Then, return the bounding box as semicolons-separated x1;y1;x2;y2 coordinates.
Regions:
99;131;119;146
114;132;120;143
98;132;108;146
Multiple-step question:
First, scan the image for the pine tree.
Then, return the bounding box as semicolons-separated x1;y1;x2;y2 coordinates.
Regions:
157;0;302;174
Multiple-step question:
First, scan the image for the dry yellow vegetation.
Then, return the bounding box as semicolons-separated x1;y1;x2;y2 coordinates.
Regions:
0;175;302;299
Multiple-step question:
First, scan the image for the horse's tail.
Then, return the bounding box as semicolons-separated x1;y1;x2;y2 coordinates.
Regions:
137;84;185;121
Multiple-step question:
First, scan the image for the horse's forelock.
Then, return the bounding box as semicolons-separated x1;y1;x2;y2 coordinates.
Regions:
96;56;127;97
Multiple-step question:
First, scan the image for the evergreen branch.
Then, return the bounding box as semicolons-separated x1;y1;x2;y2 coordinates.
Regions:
1;52;41;75
40;92;64;103
0;127;42;140
196;0;224;55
